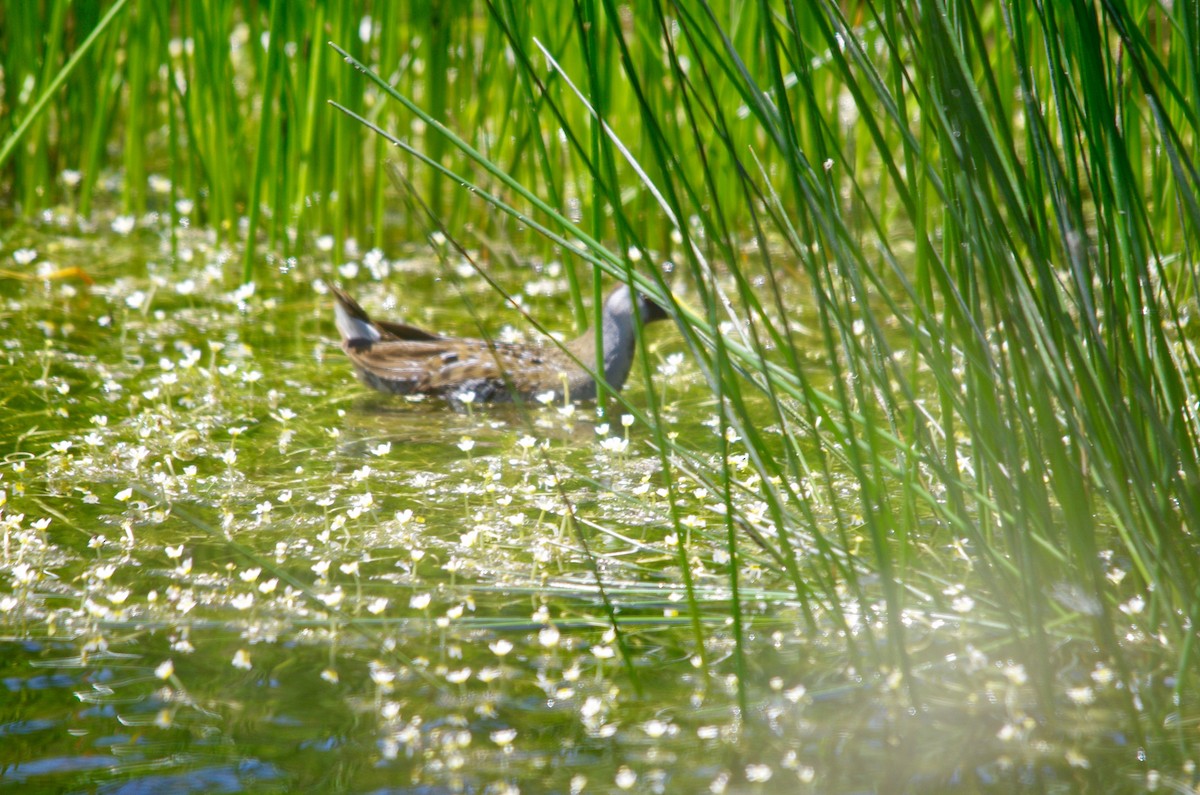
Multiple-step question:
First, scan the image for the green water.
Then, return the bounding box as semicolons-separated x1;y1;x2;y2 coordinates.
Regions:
0;214;1188;793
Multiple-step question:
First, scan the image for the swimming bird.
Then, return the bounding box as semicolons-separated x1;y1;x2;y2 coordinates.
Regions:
328;282;668;407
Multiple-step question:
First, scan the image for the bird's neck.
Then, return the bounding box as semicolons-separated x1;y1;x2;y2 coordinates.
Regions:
567;305;637;391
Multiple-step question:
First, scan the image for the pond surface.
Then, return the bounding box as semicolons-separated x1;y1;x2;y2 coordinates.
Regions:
0;212;1188;793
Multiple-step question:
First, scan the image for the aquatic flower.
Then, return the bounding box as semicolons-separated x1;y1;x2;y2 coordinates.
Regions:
320;668;339;684
165;545;184;559
457;437;475;453
111;215;135;234
232;649;252;670
154;660;175;680
13;248;38;265
367;597;389;615
317;588;344;608
1003;664;1028;685
370;441;391;456
1119;595;1145;615
745;764;773;783
489;639;513;657
538;625;560;648
409;593;432;610
658;353;684;376
10;563;37;586
363;248;388;279
1066;686;1095;706
445;667;471;684
368;661;395;687
231;593;254;610
490;728;517;746
951;595;975;613
615;767;637;790
599;436;628;454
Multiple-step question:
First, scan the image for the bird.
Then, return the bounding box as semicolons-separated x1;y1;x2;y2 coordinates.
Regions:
328;281;668;408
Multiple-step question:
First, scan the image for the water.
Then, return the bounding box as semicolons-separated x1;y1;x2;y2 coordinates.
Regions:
0;213;1188;793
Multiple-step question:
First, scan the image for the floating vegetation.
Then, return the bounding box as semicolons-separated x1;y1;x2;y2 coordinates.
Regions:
4;0;1199;791
0;210;1187;792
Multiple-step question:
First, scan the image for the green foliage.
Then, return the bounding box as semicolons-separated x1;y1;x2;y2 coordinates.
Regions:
4;0;1199;742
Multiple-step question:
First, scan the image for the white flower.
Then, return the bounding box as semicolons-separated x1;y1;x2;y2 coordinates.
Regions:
490;728;517;746
538;625;560;648
445;667;471;684
600;436;628;454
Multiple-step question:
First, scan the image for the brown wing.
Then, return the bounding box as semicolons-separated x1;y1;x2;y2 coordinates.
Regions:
345;336;575;397
372;319;444;342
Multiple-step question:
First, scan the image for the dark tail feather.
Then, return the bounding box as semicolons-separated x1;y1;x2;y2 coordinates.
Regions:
327;282;381;344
